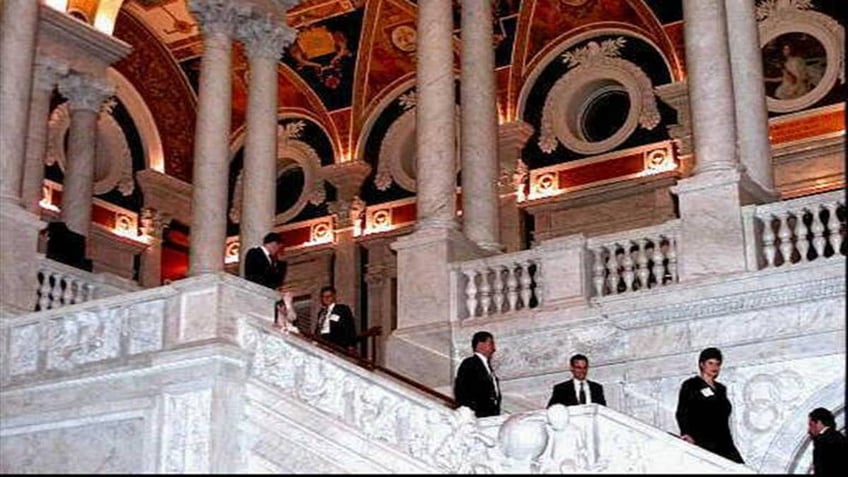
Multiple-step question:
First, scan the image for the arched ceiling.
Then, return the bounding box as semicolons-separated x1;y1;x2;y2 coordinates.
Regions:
110;0;685;178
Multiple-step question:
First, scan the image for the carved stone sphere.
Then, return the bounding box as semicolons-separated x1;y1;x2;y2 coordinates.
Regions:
498;412;549;462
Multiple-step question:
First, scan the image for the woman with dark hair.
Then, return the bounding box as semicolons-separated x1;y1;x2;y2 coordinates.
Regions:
675;347;744;464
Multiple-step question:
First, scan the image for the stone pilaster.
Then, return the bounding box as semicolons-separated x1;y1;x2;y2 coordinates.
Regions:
0;0;40;207
414;0;458;232
497;120;534;253
460;0;501;252
235;12;296;273
22;58;69;214
139;207;172;288
57;73;114;238
724;0;778;202
187;0;237;276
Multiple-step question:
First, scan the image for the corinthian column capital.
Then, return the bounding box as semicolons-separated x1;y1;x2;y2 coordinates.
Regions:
237;12;296;60
188;0;239;36
57;73;114;112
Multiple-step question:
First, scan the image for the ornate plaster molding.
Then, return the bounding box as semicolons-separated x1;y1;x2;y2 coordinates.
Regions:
538;37;660;156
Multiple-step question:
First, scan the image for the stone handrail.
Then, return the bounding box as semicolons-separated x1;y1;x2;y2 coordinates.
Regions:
35;256;140;311
743;190;845;270
586;220;681;297
450;248;542;321
239;316;751;474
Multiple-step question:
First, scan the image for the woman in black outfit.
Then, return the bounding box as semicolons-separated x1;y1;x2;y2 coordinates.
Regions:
675;347;745;464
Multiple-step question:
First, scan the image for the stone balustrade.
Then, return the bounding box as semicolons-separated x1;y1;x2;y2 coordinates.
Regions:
35;257;140;311
743;190;845;270
586;220;681;297
451;249;542;320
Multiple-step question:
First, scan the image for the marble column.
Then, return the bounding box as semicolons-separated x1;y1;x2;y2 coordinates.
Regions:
187;0;235;276
460;0;500;252
0;0;40;207
324;160;371;318
22;58;68;214
672;0;748;280
57;73;114;237
724;0;777;200
415;0;458;232
235;15;294;273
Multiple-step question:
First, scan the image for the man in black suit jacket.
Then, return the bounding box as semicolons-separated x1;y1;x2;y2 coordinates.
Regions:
313;286;357;349
243;232;287;290
453;331;501;418
547;353;607;407
808;407;847;475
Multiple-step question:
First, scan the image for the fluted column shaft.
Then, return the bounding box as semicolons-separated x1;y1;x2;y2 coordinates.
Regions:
188;0;235;276
724;0;775;194
236;17;294;271
415;0;458;231
0;0;40;206
22;59;68;214
682;0;739;175
57;74;114;237
460;0;501;251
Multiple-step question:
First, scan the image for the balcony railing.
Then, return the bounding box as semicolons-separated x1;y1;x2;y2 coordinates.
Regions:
744;190;845;270
451;249;542;320
586;220;681;297
35;257;139;311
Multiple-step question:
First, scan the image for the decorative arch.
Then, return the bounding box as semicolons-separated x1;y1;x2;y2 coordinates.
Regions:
106;68;164;172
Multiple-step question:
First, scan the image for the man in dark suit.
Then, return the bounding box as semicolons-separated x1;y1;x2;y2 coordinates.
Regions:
453;331;501;418
808;407;847;475
243;232;287;290
547;353;606;407
313;286;357;350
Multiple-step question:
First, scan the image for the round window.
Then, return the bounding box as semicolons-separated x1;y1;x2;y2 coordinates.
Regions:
579;85;631;143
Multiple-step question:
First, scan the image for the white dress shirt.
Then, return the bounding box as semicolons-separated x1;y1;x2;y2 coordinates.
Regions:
573;379;592;403
319;303;335;335
476;352;500;398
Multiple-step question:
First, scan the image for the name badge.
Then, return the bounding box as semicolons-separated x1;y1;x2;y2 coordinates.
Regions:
329;313;340;322
700;387;714;397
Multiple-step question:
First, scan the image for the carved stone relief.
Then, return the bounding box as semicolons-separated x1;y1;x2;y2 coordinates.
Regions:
161;389;213;474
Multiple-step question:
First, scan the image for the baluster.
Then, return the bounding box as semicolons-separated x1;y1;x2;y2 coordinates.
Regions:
651;238;666;288
794;209;810;263
761;215;777;267
63;278;77;305
81;283;95;303
49;274;65;309
505;265;519;311
621;242;635;292
667;238;678;283
825;202;844;256
518;261;533;308
37;270;51;311
463;269;478;319
532;260;542;307
606;245;621;295
479;268;493;317
777;210;794;266
592;248;607;296
492;265;505;314
810;205;827;259
635;238;650;290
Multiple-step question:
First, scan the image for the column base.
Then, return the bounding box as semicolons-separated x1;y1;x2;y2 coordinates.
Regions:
0;204;44;315
671;170;749;281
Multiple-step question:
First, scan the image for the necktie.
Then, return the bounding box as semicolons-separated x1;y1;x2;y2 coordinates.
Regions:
316;307;328;335
579;382;587;404
489;361;500;398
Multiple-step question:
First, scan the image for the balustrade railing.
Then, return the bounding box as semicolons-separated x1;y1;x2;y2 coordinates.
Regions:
452;249;542;320
746;190;845;270
586;220;681;297
35;257;138;311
